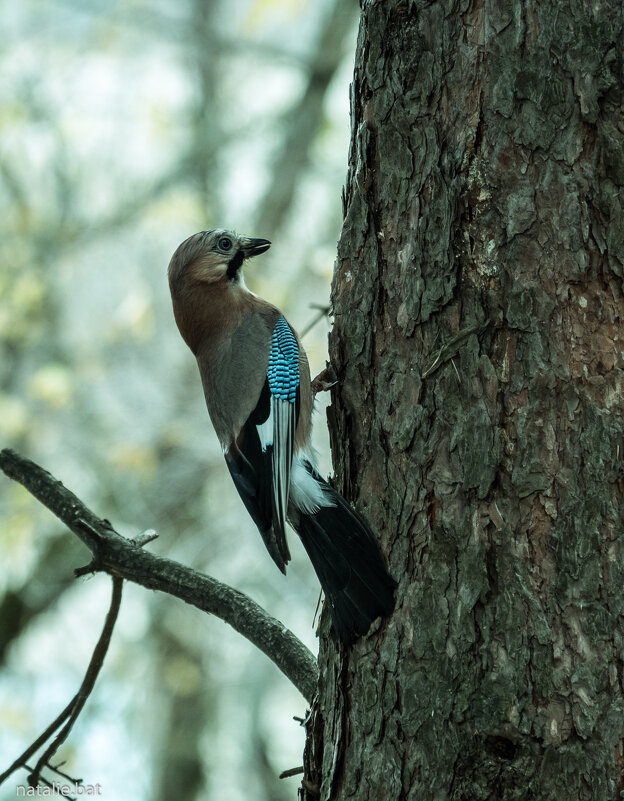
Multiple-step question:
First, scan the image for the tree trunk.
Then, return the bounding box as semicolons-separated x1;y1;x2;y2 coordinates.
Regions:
303;1;624;799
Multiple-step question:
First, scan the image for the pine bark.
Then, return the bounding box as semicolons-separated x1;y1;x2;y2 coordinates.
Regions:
304;1;624;799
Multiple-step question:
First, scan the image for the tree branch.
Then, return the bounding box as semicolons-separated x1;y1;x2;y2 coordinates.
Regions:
0;449;319;703
0;576;122;792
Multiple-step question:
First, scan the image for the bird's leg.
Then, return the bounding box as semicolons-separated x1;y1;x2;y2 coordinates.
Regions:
311;368;338;397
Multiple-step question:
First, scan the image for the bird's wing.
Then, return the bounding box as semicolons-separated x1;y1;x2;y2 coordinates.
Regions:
224;316;300;573
265;317;300;547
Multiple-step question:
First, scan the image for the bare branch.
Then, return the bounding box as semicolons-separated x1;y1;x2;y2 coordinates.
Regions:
0;576;122;791
279;766;304;779
0;449;319;703
33;577;123;782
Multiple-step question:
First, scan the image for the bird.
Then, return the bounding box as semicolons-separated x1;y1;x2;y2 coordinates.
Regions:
167;228;395;644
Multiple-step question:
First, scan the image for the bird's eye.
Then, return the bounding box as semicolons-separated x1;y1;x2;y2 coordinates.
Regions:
218;237;233;251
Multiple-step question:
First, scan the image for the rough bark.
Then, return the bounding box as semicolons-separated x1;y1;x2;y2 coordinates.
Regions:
304;1;624;799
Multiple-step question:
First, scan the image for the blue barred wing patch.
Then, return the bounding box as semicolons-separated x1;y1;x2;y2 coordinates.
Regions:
267;317;300;403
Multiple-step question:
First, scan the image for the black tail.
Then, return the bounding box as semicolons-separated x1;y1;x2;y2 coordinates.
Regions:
293;475;396;645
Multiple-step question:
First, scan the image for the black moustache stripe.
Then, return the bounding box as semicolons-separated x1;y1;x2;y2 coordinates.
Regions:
226;250;244;280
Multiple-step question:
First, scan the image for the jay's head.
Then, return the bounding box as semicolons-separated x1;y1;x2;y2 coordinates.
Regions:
168;229;271;292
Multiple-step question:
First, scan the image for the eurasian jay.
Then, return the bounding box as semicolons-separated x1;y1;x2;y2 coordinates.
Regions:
168;229;395;644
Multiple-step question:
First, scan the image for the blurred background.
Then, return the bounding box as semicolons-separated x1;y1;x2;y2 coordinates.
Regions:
0;0;358;798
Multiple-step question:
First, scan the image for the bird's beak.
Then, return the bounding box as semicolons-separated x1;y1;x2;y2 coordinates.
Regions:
241;238;271;259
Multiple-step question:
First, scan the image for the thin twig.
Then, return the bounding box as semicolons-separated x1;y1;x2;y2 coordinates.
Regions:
22;768;73;799
279;766;304;779
312;589;323;632
132;528;159;547
31;577;123;783
300;305;331;338
0;577;121;790
46;762;81;785
1;694;76;784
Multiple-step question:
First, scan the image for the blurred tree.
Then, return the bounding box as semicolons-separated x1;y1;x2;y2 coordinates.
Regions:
255;0;358;236
151;615;207;801
304;1;624;799
0;1;358;799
